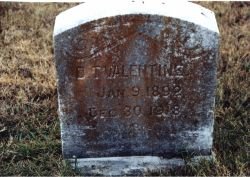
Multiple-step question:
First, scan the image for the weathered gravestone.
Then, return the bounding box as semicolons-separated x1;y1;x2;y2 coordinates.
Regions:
54;0;219;175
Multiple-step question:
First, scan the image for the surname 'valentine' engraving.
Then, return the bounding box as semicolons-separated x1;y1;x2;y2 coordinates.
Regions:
76;63;184;79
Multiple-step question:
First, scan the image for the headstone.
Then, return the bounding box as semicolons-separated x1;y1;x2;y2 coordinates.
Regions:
54;0;219;175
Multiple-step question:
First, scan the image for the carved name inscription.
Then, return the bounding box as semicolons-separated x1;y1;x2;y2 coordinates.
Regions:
55;15;218;159
76;63;184;79
75;61;184;120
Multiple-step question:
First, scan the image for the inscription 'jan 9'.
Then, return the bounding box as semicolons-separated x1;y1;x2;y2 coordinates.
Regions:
76;61;185;119
83;85;182;98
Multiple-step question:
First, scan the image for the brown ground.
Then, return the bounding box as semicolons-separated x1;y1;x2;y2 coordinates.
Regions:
0;2;249;176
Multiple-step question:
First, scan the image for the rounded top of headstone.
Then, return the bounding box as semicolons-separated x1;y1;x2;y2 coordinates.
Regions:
53;0;219;36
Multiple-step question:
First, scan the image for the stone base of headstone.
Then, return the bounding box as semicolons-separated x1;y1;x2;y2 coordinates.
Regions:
67;154;214;176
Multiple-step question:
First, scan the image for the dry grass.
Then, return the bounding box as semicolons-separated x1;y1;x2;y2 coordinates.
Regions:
0;2;249;176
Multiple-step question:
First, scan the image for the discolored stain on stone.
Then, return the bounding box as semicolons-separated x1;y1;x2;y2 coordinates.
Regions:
54;1;219;165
